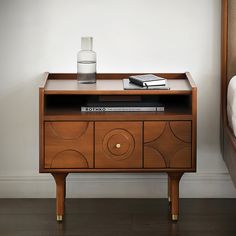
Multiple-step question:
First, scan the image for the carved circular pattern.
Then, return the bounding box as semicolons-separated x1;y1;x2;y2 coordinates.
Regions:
51;150;89;168
103;129;135;161
50;122;89;140
170;121;191;143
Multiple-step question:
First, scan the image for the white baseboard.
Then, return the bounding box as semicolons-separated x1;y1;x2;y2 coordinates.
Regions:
0;172;235;198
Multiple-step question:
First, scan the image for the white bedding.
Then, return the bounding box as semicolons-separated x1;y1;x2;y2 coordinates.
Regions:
227;76;236;136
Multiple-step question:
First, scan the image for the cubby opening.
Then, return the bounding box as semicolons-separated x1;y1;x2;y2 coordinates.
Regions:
44;94;192;117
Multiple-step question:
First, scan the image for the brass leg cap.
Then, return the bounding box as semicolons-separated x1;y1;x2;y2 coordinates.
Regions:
172;214;178;221
57;215;63;222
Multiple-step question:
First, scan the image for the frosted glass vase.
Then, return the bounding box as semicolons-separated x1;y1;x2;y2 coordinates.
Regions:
77;37;96;84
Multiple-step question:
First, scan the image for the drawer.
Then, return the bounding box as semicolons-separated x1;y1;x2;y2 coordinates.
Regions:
95;122;142;168
144;121;192;168
44;122;93;169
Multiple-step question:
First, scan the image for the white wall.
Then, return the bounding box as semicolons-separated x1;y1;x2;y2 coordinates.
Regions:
0;0;235;198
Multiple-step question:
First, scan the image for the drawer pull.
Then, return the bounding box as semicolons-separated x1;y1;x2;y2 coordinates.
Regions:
116;143;121;149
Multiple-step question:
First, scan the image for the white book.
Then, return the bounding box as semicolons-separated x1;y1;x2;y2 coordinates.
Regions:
81;107;164;112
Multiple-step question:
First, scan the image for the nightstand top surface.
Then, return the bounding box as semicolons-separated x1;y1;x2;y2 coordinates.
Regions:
41;73;195;95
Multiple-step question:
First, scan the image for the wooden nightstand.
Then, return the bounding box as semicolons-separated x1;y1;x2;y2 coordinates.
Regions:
39;73;197;222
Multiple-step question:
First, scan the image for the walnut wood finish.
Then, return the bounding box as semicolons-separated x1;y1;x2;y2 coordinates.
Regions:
168;175;172;203
168;172;183;221
52;173;68;221
39;73;48;172
95;122;142;168
144;121;192;168
45;122;93;169
48;73;190;80
221;0;236;187
45;78;192;95
44;112;192;122
39;73;197;221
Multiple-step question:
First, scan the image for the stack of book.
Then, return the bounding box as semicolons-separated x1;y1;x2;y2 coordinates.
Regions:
81;75;169;113
81;96;165;112
81;104;164;112
123;74;169;90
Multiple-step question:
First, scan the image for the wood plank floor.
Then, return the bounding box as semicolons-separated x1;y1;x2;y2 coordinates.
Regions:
0;199;236;236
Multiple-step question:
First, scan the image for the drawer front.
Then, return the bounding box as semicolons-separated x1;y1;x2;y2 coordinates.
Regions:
44;122;93;169
144;121;192;168
95;122;142;168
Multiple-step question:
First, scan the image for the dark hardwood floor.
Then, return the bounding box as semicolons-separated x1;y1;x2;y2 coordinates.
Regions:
0;199;236;236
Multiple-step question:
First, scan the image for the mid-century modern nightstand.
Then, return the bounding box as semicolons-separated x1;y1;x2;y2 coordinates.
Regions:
39;73;197;222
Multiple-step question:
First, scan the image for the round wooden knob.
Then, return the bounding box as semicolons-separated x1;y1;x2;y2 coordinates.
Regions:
116;143;121;149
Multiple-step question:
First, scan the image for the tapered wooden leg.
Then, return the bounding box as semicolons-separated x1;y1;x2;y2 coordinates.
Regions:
52;173;68;222
64;180;66;199
168;175;172;204
168;172;183;221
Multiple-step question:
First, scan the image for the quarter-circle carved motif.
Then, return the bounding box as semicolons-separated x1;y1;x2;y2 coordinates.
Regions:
50;150;89;168
144;122;191;168
144;146;167;168
50;122;89;140
170;122;191;143
144;122;166;143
